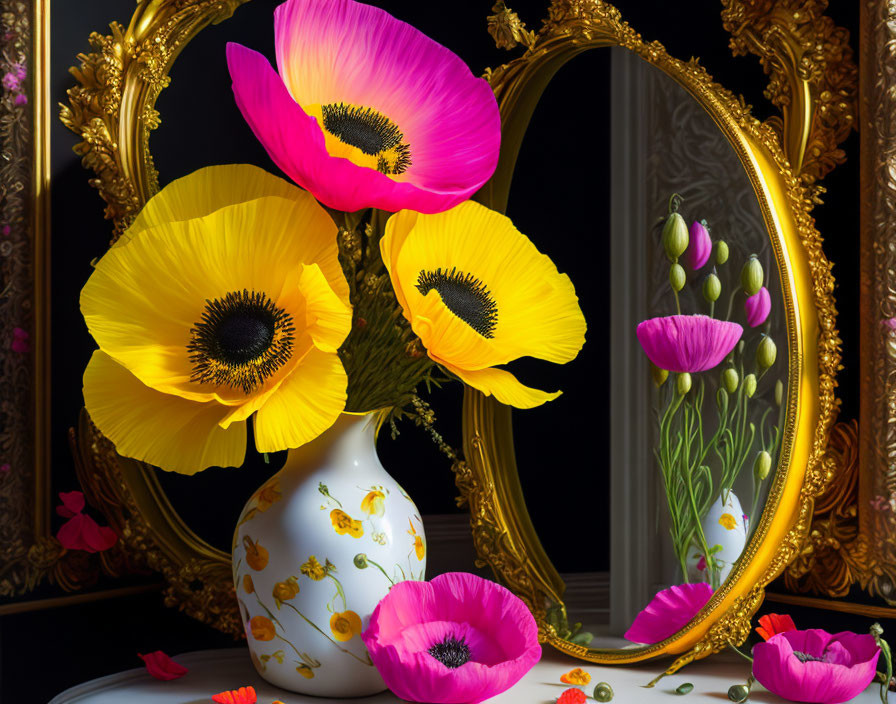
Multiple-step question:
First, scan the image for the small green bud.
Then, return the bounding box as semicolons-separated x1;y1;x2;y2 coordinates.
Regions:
743;373;757;398
702;273;721;302
353;553;369;569
737;340;745;355
754;450;772;481
675;683;694;695
727;684;750;703
593;682;614;702
775;379;784;407
670;263;686;292
741;255;764;295
677;372;692;395
722;368;739;394
715;240;729;265
717;387;729;413
662;212;689;261
651;364;669;388
871;622;884;638
757;335;777;370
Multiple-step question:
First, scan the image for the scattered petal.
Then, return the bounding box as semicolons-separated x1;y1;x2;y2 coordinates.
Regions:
138;651;188;681
560;668;591;685
756;613;797;641
212;686;257;704
56;490;85;518
56;513;118;552
558;687;587;704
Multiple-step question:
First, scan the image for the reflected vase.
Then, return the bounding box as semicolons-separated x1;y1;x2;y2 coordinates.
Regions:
232;414;426;696
685;490;747;587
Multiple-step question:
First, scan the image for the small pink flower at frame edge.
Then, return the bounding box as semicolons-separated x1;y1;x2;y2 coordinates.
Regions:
138;651;189;681
744;286;771;327
752;629;880;704
636;315;743;374
884;317;896;330
624;582;714;645
11;326;29;354
687;220;712;270
361;572;541;704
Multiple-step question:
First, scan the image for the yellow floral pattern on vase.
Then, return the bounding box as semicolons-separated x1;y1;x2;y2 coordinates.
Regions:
360;490;385;517
244;536;269;571
250;615;276;641
243;574;254;594
297;664;315;679
718;513;738;530
407;518;425;561
329;610;363;642
330;509;364;538
273;576;300;605
256;480;282;512
300;555;332;581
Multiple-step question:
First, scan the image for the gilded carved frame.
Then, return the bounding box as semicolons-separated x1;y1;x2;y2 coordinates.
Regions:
33;0;851;664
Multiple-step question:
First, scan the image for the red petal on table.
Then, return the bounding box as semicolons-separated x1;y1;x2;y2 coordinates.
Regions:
56;490;85;518
557;688;587;704
756;613;797;641
56;514;118;552
212;686;257;704
138;651;188;681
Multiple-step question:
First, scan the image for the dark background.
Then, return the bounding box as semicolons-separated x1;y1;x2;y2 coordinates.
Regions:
0;0;865;700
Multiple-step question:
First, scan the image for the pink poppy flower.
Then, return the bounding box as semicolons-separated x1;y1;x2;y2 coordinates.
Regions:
361;572;540;704
745;286;771;327
752;629;880;704
624;582;714;644
138;651;189;681
687;220;712;270
54;491;118;553
227;0;500;214
636;315;742;373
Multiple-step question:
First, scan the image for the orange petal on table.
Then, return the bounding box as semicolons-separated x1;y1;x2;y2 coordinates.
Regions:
560;667;591;685
56;513;118;552
138;650;188;681
212;686;257;704
756;613;797;641
557;687;587;704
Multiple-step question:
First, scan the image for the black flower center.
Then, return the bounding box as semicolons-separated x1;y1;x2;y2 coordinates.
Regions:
792;650;825;663
322;102;412;175
428;635;471;669
188;289;294;394
416;267;498;338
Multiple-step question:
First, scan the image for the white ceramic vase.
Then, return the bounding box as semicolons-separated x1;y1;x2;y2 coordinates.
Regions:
686;490;748;585
232;414;426;696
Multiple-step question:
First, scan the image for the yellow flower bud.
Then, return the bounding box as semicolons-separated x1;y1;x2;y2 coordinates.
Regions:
670;263;686;292
677;372;692;395
757;335;777;370
754;450;772;480
662;212;689;261
741;255;764;295
743;373;757;398
722;368;739;394
775;379;784;407
651;364;669;388
715;240;729;265
702;273;721;302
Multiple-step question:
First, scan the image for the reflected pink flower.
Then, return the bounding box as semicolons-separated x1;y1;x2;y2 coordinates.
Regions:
3;72;20;92
138;651;189;681
624;582;713;644
54;490;117;553
14;93;26;106
884;318;896;331
11;327;29;354
745;286;771;327
687;221;712;270
636;315;742;373
227;0;500;214
752;629;880;704
362;572;540;704
695;555;707;572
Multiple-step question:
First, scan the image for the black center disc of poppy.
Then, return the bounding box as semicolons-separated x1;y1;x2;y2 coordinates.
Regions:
428;635;471;669
188;289;295;394
416;267;498;338
792;650;825;663
322;102;412;175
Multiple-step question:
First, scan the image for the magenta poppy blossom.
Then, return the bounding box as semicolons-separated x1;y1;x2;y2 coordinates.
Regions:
752;629;880;704
636;315;742;373
361;572;540;704
227;0;500;214
687;220;712;270
624;582;713;644
745;286;771;327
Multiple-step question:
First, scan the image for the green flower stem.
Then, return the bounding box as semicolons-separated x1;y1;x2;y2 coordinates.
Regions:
281;601;373;666
365;557;396;586
327;573;348;611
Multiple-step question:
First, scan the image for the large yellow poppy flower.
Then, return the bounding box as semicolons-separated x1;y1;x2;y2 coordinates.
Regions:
380;201;586;408
81;164;352;474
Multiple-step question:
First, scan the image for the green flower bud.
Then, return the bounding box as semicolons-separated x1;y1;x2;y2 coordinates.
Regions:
715;240;729;265
717;387;729;414
741;255;764;295
743;373;757;398
757;335;777;370
677;372;692;395
754;450;772;481
775;379;784;407
651;364;669;388
728;684;750;703
670;263;686;292
675;683;694;695
353;553;369;569
702;273;721;302
593;683;614;702
662;212;689;261
722;368;739;394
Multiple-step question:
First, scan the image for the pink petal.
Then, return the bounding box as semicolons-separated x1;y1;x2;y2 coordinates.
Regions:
56;513;117;553
56;490;85;518
636;315;743;373
138;651;189;681
687;221;712;270
744;287;771;327
624;582;714;644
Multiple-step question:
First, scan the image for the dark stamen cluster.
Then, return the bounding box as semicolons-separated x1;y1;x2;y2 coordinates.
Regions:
428;635;472;669
322;102;411;174
188;289;294;394
416;267;498;338
792;650;825;663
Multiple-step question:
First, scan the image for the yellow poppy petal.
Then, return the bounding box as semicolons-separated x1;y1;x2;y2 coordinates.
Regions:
380;209;420;313
295;263;352;353
253;347;348;452
83;350;246;474
440;360;562;409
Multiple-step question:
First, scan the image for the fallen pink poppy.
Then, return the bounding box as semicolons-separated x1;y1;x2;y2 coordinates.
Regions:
744;286;771;327
54;491;117;553
362;572;540;704
636;315;742;374
752;629;880;704
624;582;714;644
138;651;188;681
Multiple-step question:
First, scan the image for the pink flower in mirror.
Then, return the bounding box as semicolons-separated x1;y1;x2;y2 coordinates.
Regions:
636;315;742;373
624;582;713;644
744;286;771;327
227;0;500;214
752;629;880;704
687;220;712;270
361;572;540;704
54;490;118;553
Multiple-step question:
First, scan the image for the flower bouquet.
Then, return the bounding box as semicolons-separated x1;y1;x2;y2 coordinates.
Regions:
77;0;585;696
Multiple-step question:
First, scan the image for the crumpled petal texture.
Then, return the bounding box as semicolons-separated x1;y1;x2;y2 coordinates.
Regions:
636;315;742;373
361;572;540;703
624;582;713;644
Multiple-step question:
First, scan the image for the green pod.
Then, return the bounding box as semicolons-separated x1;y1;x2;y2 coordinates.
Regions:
741;255;764;295
722;368;739;394
669;263;687;292
757;335;777;370
662;212;689;261
775;379;784;407
727;684;750;703
702;273;721;302
715;240;729;265
675;683;694;695
754;450;772;481
593;682;614;702
677;372;692;396
743;373;757;398
651;364;669;388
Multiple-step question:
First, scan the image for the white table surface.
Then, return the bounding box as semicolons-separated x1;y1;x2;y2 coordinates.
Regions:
48;645;883;703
